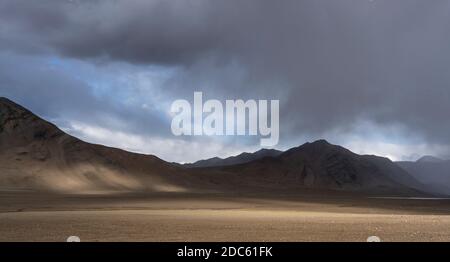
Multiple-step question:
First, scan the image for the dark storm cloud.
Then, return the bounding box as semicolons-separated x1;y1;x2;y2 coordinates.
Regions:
0;0;223;64
1;0;450;155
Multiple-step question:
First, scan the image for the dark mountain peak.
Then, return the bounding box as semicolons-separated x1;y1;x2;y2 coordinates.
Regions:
299;139;335;150
0;97;66;147
0;96;11;103
1;97;33;130
0;97;31;116
282;139;348;160
309;139;331;146
308;140;348;151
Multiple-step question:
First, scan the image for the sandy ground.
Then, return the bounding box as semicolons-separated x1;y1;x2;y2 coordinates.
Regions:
1;191;450;242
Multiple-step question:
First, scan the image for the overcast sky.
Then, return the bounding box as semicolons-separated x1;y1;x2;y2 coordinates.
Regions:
1;0;450;163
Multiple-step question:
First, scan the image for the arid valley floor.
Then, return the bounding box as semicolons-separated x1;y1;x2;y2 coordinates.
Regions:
2;191;450;242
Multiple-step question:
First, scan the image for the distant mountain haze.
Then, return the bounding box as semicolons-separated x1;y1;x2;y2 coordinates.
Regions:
417;155;446;163
397;157;450;196
0;97;438;196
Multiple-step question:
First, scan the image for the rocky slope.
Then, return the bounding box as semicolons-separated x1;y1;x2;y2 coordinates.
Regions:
0;97;188;193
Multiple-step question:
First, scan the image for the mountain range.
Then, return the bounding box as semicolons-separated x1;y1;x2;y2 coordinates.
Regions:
184;148;282;168
0;97;445;196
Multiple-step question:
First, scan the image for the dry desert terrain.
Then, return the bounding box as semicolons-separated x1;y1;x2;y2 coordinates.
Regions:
1;190;450;242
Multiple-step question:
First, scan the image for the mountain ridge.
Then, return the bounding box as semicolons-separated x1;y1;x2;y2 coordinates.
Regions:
0;97;429;195
184;148;282;168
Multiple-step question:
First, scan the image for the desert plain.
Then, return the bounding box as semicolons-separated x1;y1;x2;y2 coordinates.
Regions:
1;190;450;242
